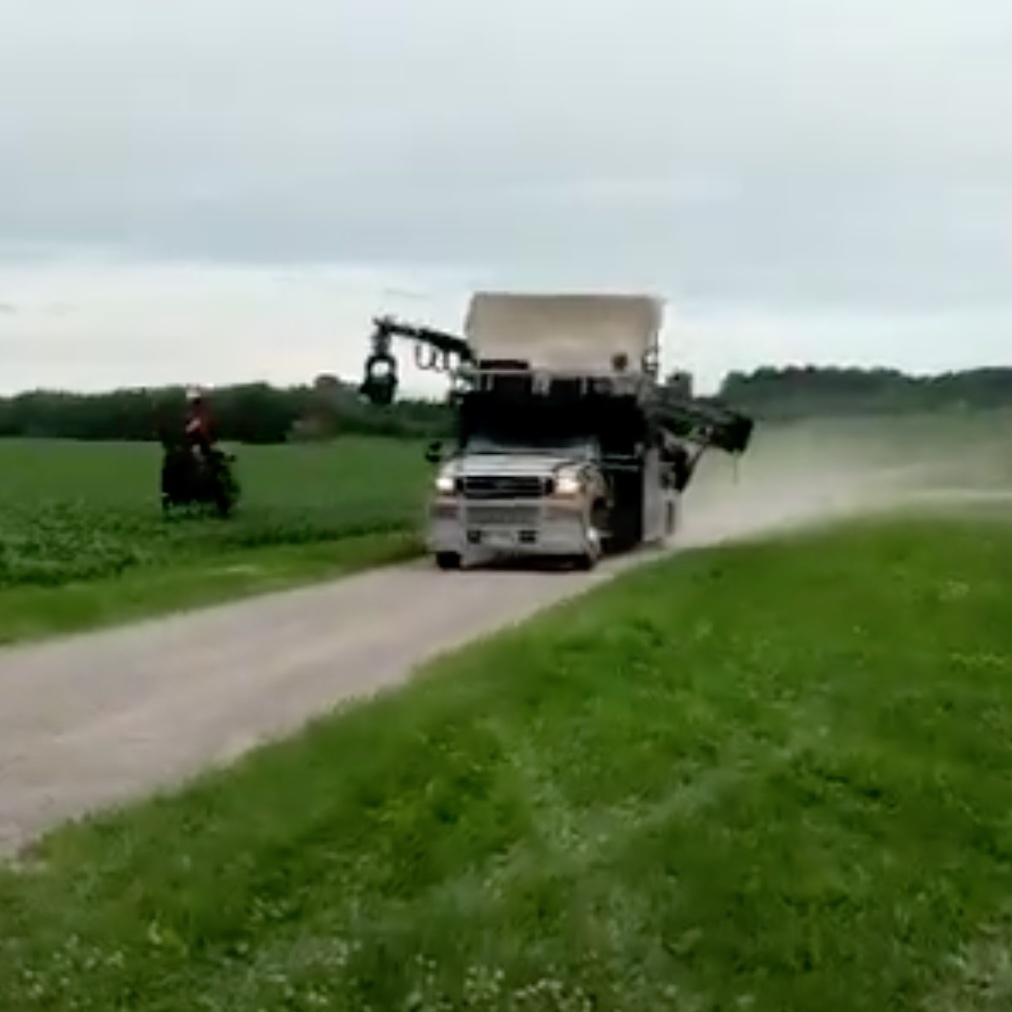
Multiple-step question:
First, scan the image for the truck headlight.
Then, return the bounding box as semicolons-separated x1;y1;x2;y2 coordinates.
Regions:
434;471;456;495
553;469;582;497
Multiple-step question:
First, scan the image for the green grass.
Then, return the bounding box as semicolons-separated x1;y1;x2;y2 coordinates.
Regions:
0;531;422;645
4;510;1012;1010
0;437;429;583
0;437;429;640
1;410;1009;644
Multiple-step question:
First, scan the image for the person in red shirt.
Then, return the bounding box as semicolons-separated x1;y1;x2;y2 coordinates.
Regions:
184;387;215;461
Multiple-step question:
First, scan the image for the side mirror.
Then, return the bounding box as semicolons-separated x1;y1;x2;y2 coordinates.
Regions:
424;441;444;464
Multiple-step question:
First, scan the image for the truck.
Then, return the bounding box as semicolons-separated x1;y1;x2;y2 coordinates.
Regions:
359;291;755;570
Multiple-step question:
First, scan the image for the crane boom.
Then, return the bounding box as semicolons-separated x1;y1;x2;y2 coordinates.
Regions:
360;314;475;405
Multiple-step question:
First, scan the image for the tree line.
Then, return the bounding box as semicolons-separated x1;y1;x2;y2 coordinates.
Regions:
716;366;1012;420
0;365;1008;443
0;378;450;444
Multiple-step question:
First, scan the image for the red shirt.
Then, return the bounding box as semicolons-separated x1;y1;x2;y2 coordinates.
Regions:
185;404;213;441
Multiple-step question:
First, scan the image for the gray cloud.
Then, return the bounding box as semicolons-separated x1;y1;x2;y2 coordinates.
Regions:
1;0;1011;381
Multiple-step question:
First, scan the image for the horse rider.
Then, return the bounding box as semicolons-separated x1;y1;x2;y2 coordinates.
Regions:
184;386;216;464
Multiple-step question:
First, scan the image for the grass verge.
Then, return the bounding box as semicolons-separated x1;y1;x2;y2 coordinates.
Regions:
0;531;423;646
3;512;1012;1010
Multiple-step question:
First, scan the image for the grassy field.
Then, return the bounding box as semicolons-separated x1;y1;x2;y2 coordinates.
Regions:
0;409;1007;644
3;507;1012;1010
0;437;429;641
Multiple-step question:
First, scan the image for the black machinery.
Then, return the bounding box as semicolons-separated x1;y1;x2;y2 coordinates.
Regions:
360;312;754;470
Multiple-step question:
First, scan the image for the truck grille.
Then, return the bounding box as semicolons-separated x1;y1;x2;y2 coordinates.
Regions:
461;474;547;500
465;504;540;527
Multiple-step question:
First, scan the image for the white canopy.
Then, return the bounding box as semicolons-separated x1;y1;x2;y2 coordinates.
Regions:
464;291;664;373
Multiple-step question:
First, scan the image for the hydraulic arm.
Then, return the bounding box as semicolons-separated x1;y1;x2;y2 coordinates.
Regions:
361;315;475;406
654;387;754;456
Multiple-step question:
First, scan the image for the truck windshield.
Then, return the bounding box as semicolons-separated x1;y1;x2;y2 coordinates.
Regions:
465;434;598;459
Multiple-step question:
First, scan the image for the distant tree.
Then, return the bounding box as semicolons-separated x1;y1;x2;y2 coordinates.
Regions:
0;379;451;444
2;364;1008;443
717;366;1012;419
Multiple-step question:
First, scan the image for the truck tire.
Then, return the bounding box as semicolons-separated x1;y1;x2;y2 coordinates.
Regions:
434;551;461;571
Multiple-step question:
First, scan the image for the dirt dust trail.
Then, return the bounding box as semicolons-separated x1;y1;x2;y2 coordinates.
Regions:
0;442;991;854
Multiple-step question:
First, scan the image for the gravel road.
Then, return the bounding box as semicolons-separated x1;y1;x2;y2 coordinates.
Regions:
0;452;977;853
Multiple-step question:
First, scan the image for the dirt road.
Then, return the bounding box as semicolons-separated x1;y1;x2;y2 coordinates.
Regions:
0;450;980;853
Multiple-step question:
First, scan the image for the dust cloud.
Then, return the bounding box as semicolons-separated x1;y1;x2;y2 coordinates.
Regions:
674;418;1009;552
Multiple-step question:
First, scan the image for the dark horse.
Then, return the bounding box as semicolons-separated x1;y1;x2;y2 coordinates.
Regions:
159;433;241;519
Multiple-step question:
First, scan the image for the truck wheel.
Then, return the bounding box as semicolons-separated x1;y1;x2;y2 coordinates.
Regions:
435;551;461;571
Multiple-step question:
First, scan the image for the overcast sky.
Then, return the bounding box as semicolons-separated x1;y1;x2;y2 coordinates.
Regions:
1;0;1010;395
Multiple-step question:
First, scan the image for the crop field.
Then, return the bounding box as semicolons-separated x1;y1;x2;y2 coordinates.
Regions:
0;437;430;587
4;410;1007;587
0;436;433;643
4;507;1012;1010
0;411;1007;643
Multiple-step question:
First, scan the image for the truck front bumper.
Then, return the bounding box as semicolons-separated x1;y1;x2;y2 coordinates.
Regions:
427;497;597;559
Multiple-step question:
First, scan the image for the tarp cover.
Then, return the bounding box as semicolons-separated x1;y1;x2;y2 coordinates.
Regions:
464;291;663;372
